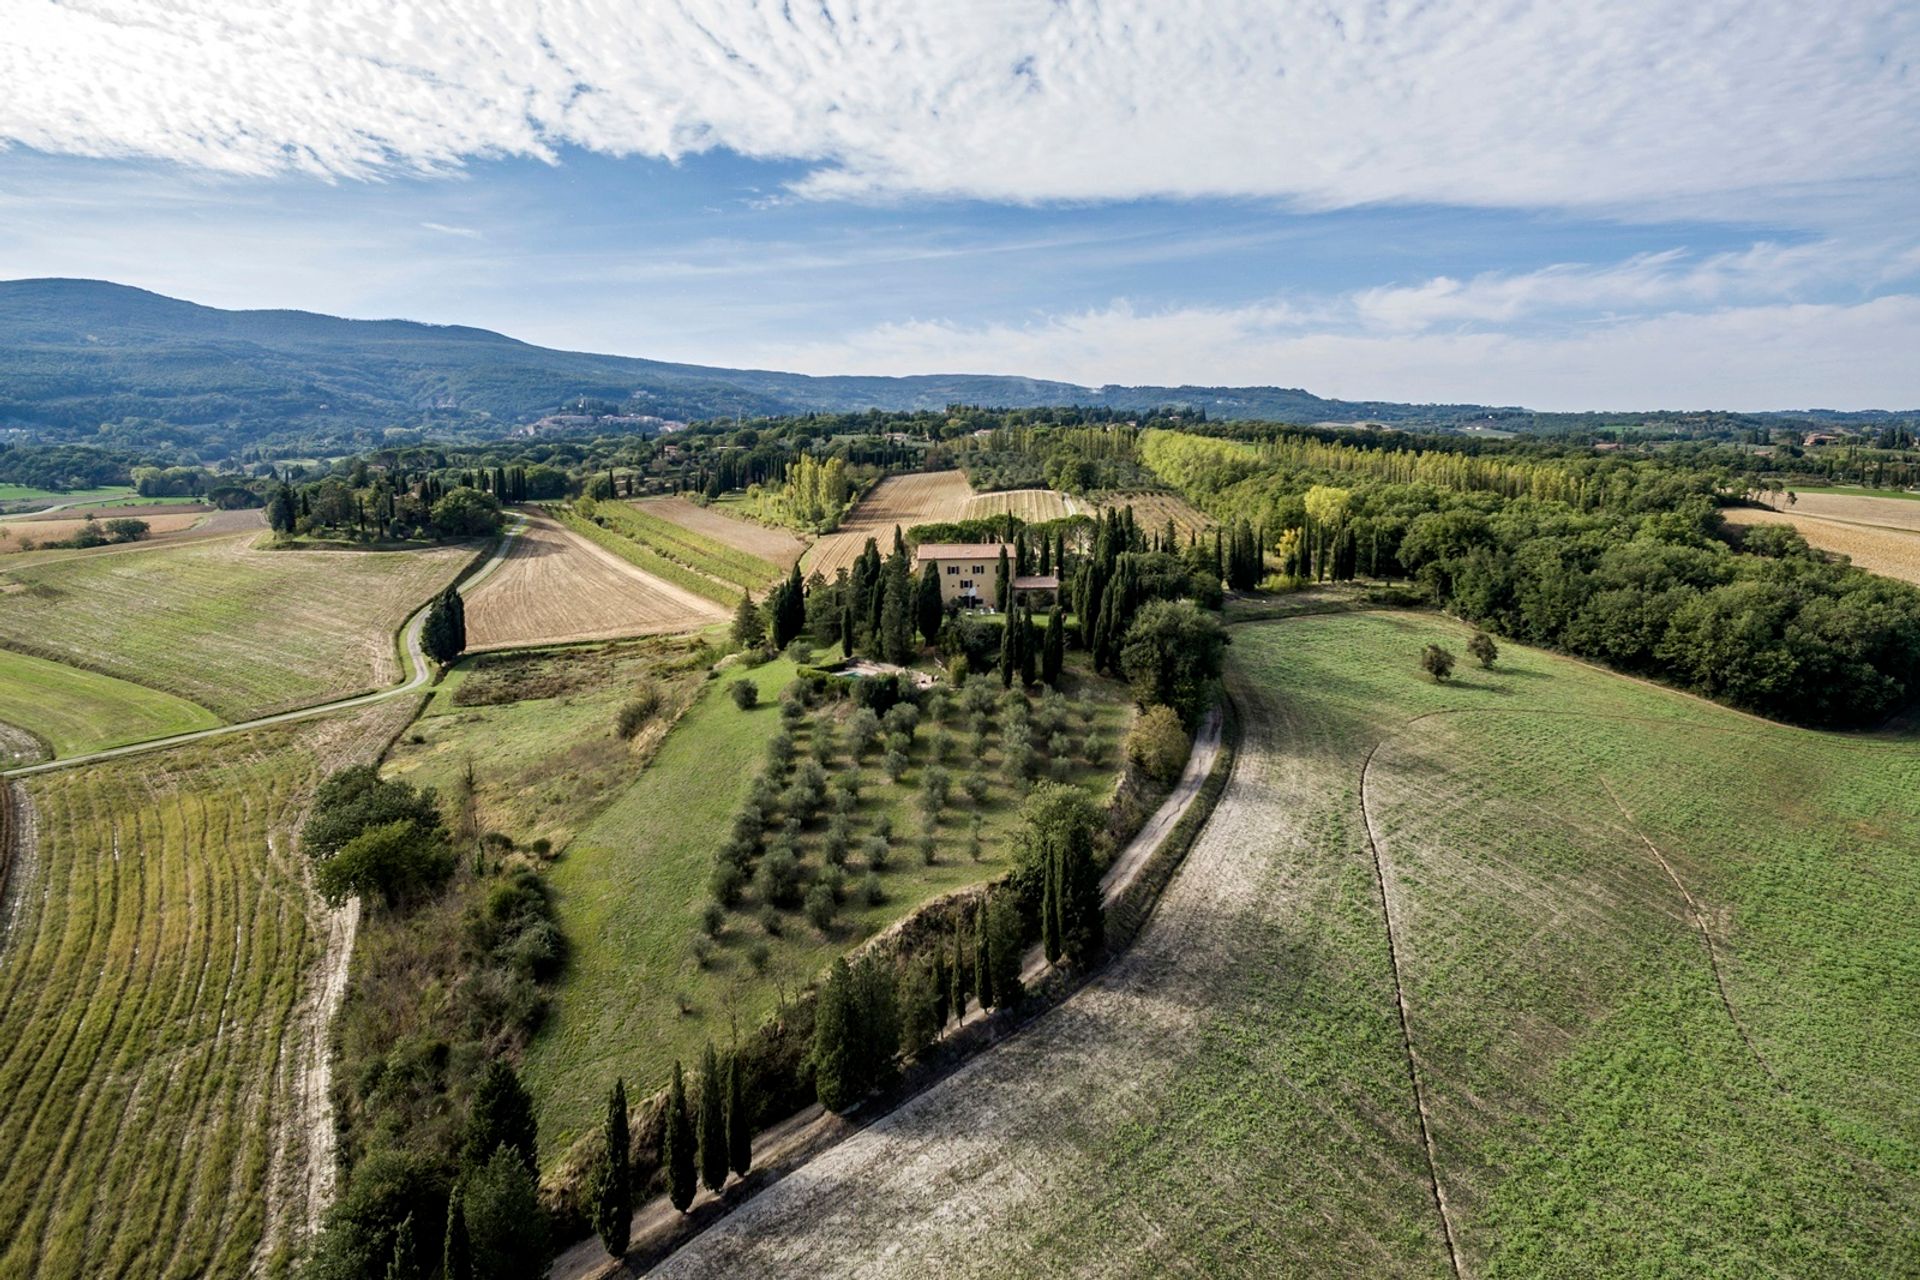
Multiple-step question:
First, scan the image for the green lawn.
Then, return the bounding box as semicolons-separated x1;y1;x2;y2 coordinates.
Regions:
0;535;475;720
0;648;221;764
523;653;1132;1157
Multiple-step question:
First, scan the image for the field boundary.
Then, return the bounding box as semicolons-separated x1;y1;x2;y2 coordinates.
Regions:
552;505;742;607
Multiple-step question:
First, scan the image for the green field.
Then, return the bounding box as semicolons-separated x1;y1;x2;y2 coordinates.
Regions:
0;484;136;505
658;610;1920;1276
383;636;715;851
552;505;742;607
0;648;221;765
0;535;475;720
522;654;1132;1156
0;701;415;1279
607;500;783;591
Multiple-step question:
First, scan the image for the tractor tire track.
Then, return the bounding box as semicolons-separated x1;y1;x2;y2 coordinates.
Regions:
1357;735;1466;1280
1597;775;1780;1089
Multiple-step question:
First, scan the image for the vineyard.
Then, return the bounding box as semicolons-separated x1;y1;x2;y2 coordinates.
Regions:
658;611;1920;1277
1098;490;1214;539
0;701;416;1279
463;514;727;651
0;534;473;720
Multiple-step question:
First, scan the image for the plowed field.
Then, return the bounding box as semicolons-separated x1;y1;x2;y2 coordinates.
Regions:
802;472;975;579
635;497;806;569
464;514;727;651
961;488;1074;523
1722;505;1920;586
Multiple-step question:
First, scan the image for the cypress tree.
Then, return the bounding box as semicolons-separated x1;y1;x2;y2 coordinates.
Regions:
698;1042;728;1193
813;958;856;1112
1042;605;1064;686
442;1192;472;1280
664;1061;696;1211
948;927;968;1023
1040;843;1061;963
975;909;994;1008
594;1080;631;1258
840;605;855;658
422;587;464;667
726;1051;752;1177
385;1213;421;1280
998;614;1015;689
916;561;944;647
1019;607;1039;687
931;944;950;1027
448;585;466;654
463;1059;537;1173
995;546;1012;612
985;891;1026;1007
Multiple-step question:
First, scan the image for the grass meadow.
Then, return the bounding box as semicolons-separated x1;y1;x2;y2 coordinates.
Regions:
0;534;475;719
0;648;220;764
521;650;1132;1157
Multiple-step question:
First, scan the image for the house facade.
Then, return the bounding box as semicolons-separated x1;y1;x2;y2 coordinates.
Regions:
914;543;1061;609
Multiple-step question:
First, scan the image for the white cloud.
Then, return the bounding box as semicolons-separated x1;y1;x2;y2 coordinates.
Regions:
2;1;1914;219
419;221;483;240
754;279;1920;411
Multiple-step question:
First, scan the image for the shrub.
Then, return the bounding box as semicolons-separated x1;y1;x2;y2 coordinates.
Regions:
709;859;745;908
920;767;951;815
779;696;806;727
847;708;882;756
883;748;910;782
1125;704;1190;785
919;832;938;865
805;882;836;931
1421;643;1456;682
701;901;725;936
757;905;783;937
615;697;656;740
756;847;802;908
861;874;886;906
1468;632;1499;669
863;835;890;872
824;815;852;866
1081;732;1106;765
784;638;814;664
747;940;771;972
963;770;990;805
882;702;920;741
729;679;759;710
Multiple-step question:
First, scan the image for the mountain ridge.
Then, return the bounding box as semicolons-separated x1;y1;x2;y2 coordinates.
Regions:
0;279;1910;453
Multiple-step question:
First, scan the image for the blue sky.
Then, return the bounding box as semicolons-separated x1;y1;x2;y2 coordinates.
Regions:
2;2;1916;410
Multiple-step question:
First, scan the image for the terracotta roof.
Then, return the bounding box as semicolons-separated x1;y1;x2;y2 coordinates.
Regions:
914;543;1003;560
1013;574;1059;590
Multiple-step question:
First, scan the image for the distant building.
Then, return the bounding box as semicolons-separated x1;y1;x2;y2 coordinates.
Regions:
913;543;1060;609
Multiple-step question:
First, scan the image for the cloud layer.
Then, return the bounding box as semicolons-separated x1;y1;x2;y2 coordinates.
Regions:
755;244;1920;411
6;1;1916;216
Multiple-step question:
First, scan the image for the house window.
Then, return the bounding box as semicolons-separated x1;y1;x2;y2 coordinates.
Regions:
945;565;959;576
971;565;984;575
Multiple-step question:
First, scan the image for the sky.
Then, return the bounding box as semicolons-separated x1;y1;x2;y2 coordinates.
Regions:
2;1;1917;411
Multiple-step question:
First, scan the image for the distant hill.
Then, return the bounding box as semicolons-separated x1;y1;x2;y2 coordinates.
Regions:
0;279;1509;448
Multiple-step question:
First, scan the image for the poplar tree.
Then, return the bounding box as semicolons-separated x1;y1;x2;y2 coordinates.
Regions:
594;1080;631;1258
726;1051;753;1177
698;1041;728;1193
664;1061;696;1212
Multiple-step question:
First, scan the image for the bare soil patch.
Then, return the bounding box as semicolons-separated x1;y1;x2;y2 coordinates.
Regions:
1722;505;1920;586
635;496;806;569
0;511;206;554
464;513;727;651
803;472;975;579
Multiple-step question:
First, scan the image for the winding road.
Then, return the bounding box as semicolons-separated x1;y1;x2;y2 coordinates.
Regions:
0;517;525;779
